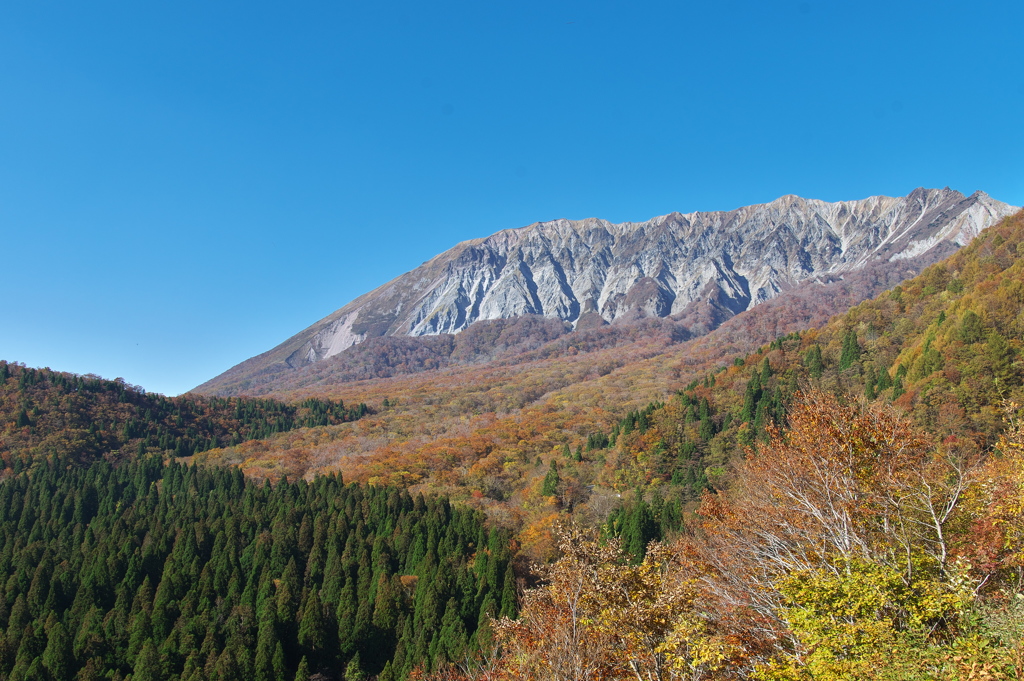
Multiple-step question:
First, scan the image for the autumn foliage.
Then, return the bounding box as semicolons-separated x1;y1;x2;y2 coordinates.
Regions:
6;212;1024;679
419;391;1024;680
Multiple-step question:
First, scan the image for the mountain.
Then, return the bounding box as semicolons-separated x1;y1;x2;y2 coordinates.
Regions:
184;202;1024;538
196;188;1017;395
4;201;1024;681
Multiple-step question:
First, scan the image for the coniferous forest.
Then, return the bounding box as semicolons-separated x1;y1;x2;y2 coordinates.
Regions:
0;457;514;681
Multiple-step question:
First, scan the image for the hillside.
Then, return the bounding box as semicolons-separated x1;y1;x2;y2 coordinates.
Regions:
555;204;1024;502
0;363;367;470
183;210;1024;558
403;211;1024;680
196;188;1017;396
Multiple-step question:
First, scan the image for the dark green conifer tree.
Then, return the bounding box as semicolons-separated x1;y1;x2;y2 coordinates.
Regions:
622;499;660;563
876;367;893;392
499;564;517;618
272;642;287;681
344;652;366;681
892;370;906;399
132;640;163;681
740;374;761;424
804;345;824;378
253;608;278;681
372;575;400;631
865;367;877;400
298;588;327;664
41;621;73;681
839;330;861;370
959;310;985;343
541;460;560;497
892;372;909;399
294;655;309;679
698;396;714;441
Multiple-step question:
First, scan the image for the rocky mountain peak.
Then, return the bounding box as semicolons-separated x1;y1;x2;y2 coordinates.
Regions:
196;188;1018;395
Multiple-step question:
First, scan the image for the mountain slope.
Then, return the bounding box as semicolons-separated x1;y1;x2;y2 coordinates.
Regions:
188;207;1024;519
559;203;1024;504
197;188;1017;396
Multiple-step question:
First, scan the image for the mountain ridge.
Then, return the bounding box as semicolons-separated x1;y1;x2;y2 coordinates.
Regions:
186;202;1024;510
196;188;1017;396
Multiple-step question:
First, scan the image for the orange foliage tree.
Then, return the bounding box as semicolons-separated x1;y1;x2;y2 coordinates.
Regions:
686;390;982;675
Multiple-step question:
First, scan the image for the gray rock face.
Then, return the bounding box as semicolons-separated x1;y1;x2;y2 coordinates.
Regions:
196;188;1018;394
296;188;1017;361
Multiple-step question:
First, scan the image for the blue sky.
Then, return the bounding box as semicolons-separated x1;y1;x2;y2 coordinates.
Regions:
2;0;1022;396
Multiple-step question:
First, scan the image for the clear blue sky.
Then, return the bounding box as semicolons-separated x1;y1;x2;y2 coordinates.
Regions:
2;0;1022;396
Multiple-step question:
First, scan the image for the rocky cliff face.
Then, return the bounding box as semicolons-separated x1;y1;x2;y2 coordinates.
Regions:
196;188;1018;394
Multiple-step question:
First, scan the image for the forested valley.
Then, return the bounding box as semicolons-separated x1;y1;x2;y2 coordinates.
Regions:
2;208;1024;679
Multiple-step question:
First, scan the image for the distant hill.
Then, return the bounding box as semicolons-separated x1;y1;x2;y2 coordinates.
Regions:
195;188;1017;396
0;363;366;469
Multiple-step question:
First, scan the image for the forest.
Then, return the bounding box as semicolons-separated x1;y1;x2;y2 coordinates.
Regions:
0;457;514;681
406;210;1024;678
0;364;368;467
2;210;1024;678
454;390;1024;680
